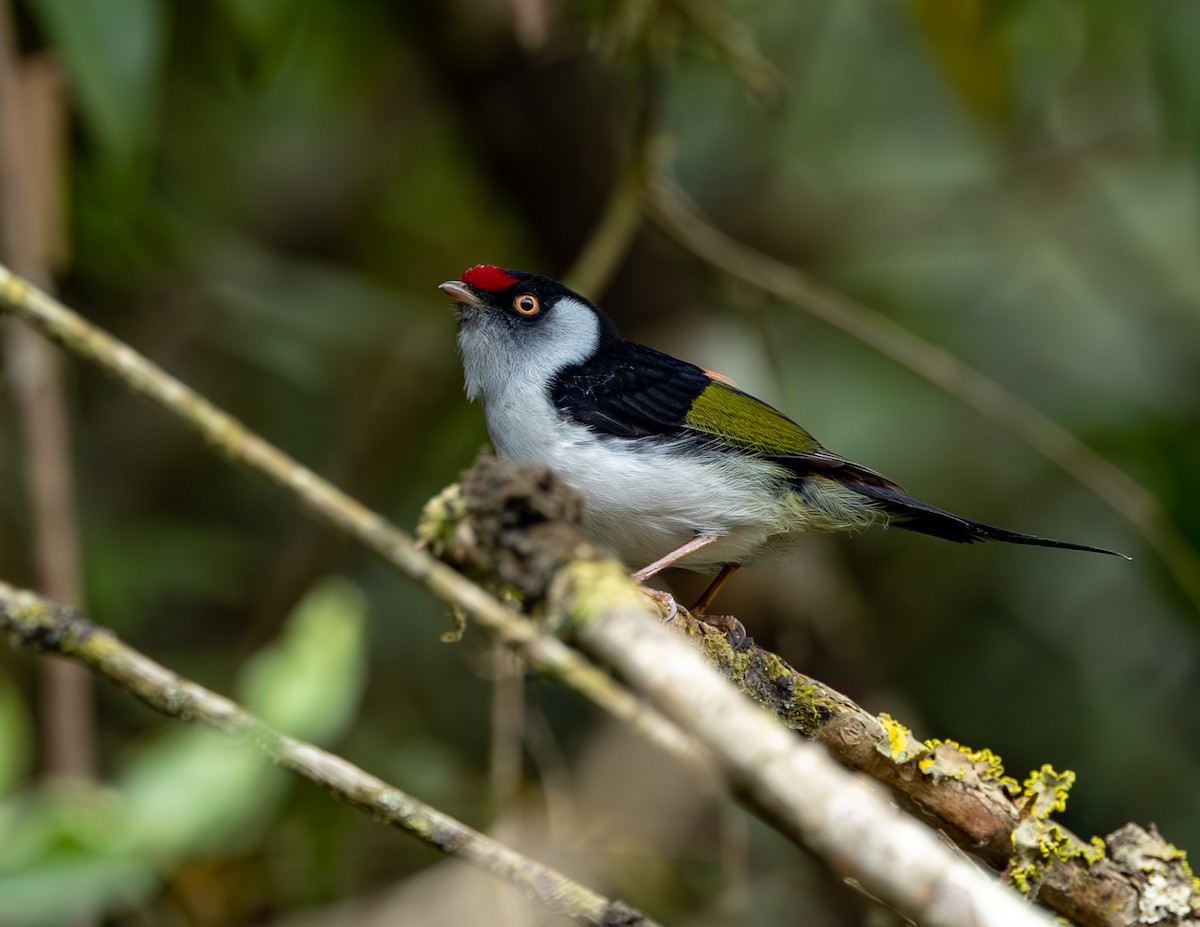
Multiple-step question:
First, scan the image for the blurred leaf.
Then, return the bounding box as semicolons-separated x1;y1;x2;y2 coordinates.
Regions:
0;680;30;796
0;783;127;868
1149;0;1200;156
0;854;157;927
239;576;368;744
114;580;367;855
904;0;1015;125
0;786;156;926
117;729;281;857
219;0;295;44
24;0;166;159
85;522;258;628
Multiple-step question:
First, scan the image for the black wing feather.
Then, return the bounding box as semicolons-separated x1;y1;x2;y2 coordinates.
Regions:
549;333;1124;558
550;336;710;438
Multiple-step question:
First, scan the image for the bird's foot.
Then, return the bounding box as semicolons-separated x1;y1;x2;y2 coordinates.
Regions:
637;585;748;649
638;586;678;624
694;613;751;651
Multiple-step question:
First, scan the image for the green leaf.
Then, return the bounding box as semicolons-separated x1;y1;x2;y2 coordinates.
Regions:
24;0;166;159
219;0;296;44
74;578;364;865
0;852;157;927
116;728;282;857
239;576;368;744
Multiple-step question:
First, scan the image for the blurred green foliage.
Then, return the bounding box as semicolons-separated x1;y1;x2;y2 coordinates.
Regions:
0;577;366;926
2;0;1199;924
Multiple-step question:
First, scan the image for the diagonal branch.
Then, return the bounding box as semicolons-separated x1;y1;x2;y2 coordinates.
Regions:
643;169;1200;613
430;454;1200;927
567;584;1057;927
0;580;661;927
0;260;699;768
3;263;1191;926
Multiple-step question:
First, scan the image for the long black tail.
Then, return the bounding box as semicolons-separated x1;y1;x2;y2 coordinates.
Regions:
848;481;1127;557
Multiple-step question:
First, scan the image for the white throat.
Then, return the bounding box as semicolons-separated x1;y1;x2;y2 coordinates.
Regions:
457;295;600;403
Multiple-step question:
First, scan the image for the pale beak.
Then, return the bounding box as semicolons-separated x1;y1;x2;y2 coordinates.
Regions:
438;280;483;308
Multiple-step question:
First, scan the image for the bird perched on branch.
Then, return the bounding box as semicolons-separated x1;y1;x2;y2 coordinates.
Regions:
440;264;1123;644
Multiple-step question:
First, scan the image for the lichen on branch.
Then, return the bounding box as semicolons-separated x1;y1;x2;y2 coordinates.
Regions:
425;452;1200;927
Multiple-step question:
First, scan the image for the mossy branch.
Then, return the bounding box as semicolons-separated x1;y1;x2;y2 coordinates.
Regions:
0;260;696;767
0;580;659;927
426;454;1200;927
2;263;1194;926
3;260;1047;926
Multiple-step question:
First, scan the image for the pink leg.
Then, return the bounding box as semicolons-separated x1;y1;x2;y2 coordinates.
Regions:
631;534;719;583
631;537;749;647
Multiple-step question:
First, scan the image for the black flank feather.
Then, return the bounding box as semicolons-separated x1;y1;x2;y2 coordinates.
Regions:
550;334;710;439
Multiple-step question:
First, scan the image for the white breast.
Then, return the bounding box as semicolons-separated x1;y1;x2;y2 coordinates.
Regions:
458;296;824;571
479;377;803;571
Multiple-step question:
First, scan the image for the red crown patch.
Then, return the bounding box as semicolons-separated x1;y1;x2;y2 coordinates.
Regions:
462;265;518;292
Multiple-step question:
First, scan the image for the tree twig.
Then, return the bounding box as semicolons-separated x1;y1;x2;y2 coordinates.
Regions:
644;167;1200;613
432;453;1200;927
0;2;94;782
0;260;702;770
0;580;661;927
565;575;1057;927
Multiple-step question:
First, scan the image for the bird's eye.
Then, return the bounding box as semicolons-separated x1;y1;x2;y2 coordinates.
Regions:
514;294;540;315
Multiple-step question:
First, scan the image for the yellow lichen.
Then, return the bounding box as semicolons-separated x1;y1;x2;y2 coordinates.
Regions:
1008;860;1042;896
876;713;927;764
917;738;1019;793
1180;855;1200;898
1022;764;1075;819
1084;835;1107;865
1007;768;1107;898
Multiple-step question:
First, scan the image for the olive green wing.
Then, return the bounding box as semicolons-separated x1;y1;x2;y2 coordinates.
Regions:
683;379;903;489
684;381;1123;554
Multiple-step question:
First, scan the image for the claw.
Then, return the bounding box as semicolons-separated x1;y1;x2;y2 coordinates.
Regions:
639;586;679;624
697;614;751;650
637;583;746;647
661;596;678;624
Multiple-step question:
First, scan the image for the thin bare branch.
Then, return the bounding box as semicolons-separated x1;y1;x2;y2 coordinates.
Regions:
644;168;1200;613
0;261;701;769
563;104;654;297
0;581;661;927
435;454;1200;927
565;582;1058;927
0;3;94;782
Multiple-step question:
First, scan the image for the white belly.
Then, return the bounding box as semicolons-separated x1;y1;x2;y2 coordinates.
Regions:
484;386;803;571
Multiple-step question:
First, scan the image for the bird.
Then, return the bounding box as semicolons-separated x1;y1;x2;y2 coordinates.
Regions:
439;264;1123;643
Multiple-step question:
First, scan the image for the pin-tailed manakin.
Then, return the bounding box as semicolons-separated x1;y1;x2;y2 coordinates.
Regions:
439;265;1123;643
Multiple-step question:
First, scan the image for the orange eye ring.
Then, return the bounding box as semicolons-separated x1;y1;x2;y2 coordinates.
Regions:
514;294;540;315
